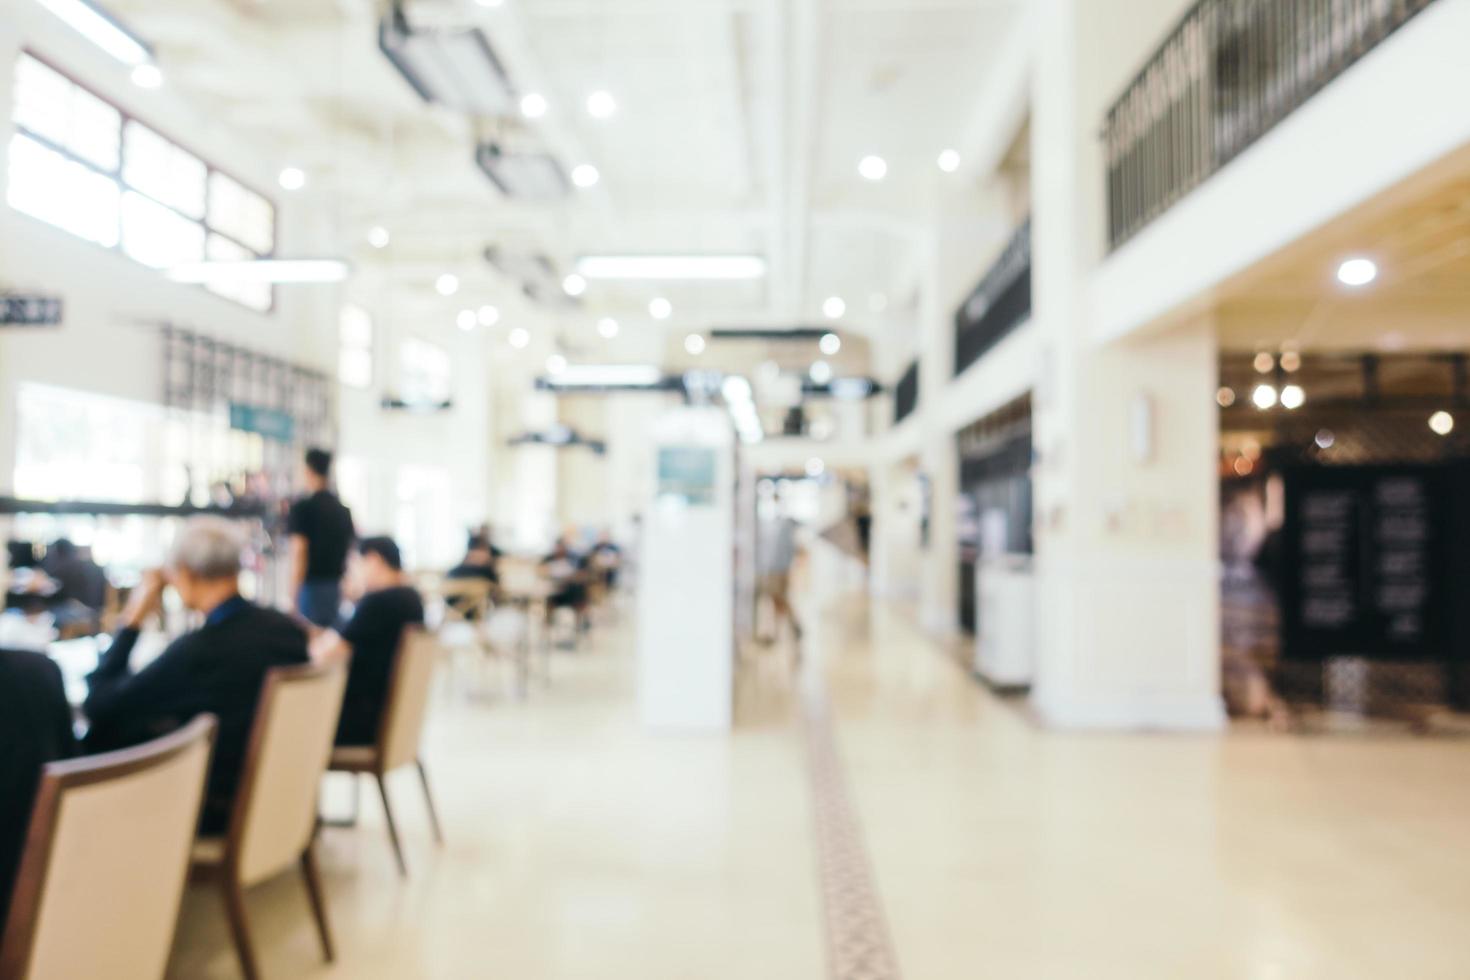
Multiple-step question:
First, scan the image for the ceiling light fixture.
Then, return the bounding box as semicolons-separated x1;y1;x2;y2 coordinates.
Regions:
649;297;672;320
1315;429;1336;449
549;364;663;387
456;309;477;331
1252;384;1278;410
475;142;570;201
822;296;846;319
166;259;349;285
367;225;391;249
809;360;833;384
819;332;841;356
1280;350;1302;372
858;155;887;181
478;305;500;327
278;167;306;191
1216;387;1236;408
562;273;587;297
937;149;960;173
436;273;460;296
597;317;619;339
684;334;706;355
1429;410;1455;436
1280;384;1305;410
571;164;600;188
586;89;617;119
575;255;767;281
379;8;515;115
508;327;530;349
35;0;152;66
1336;257;1378;287
1253;351;1274;373
519;92;547;118
130;63;162;89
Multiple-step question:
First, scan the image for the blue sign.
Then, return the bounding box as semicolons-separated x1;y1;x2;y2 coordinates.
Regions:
229;402;296;443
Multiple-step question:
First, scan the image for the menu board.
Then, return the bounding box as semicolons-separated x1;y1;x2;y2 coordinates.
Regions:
1280;465;1446;661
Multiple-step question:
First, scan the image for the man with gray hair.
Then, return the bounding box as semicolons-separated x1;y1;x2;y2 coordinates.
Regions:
84;516;309;832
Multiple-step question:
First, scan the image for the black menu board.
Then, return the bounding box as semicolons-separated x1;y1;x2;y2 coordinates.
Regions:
1280;465;1447;661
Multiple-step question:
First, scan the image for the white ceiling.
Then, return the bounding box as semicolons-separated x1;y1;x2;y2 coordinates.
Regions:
105;0;1022;364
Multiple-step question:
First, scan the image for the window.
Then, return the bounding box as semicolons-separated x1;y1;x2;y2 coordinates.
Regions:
399;338;451;405
339;304;374;389
6;52;277;312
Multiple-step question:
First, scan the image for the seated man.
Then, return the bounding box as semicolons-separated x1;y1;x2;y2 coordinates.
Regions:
589;530;622;590
83;517;309;833
448;534;500;588
0;647;75;929
311;537;424;747
41;538;107;634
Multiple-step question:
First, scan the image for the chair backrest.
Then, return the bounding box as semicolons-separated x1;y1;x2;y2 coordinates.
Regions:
230;663;347;888
0;716;217;980
378;627;439;772
437;578;492;623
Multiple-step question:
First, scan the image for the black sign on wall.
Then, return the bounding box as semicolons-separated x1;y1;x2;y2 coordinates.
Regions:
1280;465;1449;661
0;294;62;326
893;360;919;425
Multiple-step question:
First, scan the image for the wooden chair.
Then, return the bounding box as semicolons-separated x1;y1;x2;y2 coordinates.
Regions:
328;627;443;876
0;716;217;980
190;663;348;980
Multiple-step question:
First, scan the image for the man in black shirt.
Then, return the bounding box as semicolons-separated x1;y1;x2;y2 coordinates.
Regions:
311;537;424;746
288;447;355;628
83;517;309;833
0;647;75;928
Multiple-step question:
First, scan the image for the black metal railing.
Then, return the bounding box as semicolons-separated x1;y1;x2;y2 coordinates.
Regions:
893;360;919;425
954;217;1031;378
1104;0;1439;250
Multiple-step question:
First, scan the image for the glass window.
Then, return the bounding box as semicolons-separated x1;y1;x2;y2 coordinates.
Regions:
123;122;206;219
208;171;274;254
121;190;205;268
400;338;451;405
7;133;120;247
13;54;120;171
13;383;156;504
205;234;272;312
339;305;374;388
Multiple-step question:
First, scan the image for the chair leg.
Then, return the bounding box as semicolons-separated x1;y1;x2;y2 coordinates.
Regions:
416;758;444;845
299;843;335;963
376;773;407;877
221;878;260;980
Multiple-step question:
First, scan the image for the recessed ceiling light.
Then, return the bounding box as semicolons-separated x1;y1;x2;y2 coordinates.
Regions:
1280;350;1302;372
278;166;306;191
1315;429;1336;449
1337;257;1377;287
937;149;960;173
478;305;500;327
367;225;390;249
546;353;567;375
597;317;619;339
809;360;833;384
649;297;672;320
822;296;846;319
1429;410;1455;436
684;334;706;355
586;90;617;119
858;155;887;181
508;327;529;349
130;63;162;89
1253;351;1274;373
456;309;477;332
571;164;600;188
1252;384;1278;410
1280;384;1305;410
819;332;841;356
562;273;587;297
435;273;459;296
1216;387;1236;408
519;92;547;118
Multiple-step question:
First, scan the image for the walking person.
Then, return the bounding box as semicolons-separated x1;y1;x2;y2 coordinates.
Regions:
756;508;803;647
288;447;355;628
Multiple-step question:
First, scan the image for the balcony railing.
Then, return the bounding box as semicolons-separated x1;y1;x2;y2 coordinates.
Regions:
954;217;1031;378
1103;0;1440;250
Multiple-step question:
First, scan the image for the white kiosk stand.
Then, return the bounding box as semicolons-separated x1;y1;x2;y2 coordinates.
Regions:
637;407;735;731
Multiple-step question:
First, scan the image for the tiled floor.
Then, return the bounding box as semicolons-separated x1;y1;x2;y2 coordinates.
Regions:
168;575;1470;979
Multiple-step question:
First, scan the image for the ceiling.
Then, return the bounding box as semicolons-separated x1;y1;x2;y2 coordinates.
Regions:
104;0;1023;370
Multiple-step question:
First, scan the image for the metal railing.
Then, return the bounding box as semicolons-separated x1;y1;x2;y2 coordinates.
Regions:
954;217;1031;378
1104;0;1440;250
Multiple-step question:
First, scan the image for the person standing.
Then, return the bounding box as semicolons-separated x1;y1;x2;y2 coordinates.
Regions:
288;448;355;628
756;510;803;646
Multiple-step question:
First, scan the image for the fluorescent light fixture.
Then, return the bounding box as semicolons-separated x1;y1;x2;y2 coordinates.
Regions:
167;259;349;285
478;305;500;327
562;274;587;297
649;297;672;320
278;167;306;191
475;142;570;201
1337;257;1377;287
436;273;459;296
684;334;706;355
1252;384;1278;410
130;63;162;89
456;309;477;331
858;155;887;181
937;148;960;173
819;332;841;356
809;360;833;384
822;296;846;319
597;317;619;339
508;327;530;349
1280;384;1305;410
571;164;600;188
1429;410;1455;436
576;255;767;281
379;9;516;116
367;225;391;249
548;364;663;387
546;354;567;375
586;90;617;119
35;0;152;66
520;92;547;118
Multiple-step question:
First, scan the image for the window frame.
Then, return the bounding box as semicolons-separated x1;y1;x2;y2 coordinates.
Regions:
8;49;279;313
